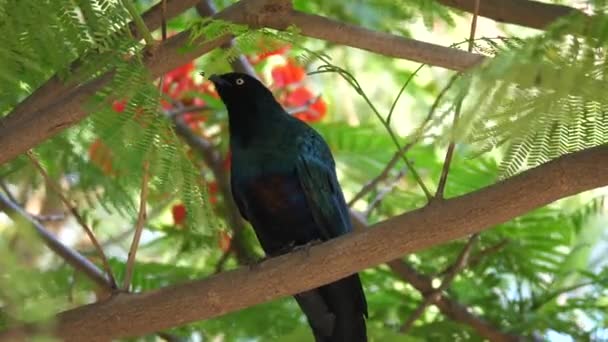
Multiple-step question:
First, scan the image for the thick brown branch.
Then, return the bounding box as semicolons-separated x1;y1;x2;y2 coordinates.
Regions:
195;0;258;76
9;0;201;131
0;0;487;166
272;11;484;71
437;0;582;30
1;145;606;341
0;0;590;168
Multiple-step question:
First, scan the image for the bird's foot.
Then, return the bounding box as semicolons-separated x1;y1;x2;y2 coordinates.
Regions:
292;239;323;257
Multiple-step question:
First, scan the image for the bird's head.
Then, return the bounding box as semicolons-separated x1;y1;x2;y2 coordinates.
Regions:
209;72;279;115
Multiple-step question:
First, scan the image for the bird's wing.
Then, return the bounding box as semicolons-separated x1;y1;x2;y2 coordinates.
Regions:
296;130;352;240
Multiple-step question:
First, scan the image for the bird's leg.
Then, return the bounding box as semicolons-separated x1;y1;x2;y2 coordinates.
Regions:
246;240;323;270
291;239;323;257
247;243;295;270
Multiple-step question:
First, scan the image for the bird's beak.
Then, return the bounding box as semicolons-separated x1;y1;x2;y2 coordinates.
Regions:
209;74;230;88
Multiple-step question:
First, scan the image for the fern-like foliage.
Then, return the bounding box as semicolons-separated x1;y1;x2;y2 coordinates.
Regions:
0;0;134;115
0;1;227;232
455;11;608;177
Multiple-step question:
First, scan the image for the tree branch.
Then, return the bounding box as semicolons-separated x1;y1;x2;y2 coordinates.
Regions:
400;234;478;332
348;206;516;340
122;161;150;290
195;0;258;76
0;0;487;166
362;167;407;218
26;152;117;288
8;0;201;131
2;144;607;341
348;142;415;207
435;0;479;199
0;0;589;168
0;193;113;291
387;260;521;342
437;0;582;30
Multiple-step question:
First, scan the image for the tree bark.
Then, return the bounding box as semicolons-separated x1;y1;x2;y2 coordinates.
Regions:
2;144;607;341
437;0;581;30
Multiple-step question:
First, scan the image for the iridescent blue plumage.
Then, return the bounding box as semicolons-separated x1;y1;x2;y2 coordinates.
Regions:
211;72;367;341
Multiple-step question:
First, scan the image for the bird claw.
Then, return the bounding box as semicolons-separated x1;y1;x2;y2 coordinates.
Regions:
292;239;323;256
247;240;324;270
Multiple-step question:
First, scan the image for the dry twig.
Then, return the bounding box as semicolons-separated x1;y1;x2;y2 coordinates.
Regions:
122;161;150;290
26;151;117;288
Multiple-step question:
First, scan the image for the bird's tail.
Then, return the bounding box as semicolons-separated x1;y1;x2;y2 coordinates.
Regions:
294;273;367;342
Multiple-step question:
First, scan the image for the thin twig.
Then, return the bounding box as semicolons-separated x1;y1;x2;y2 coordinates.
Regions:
363;167;407;218
0;180;18;204
402;6;482;326
78;193;176;258
387;64;426;125
122;0;155;46
348;212;518;340
400;233;479;332
311;64;433;200
161;0;167;41
26;151;117;288
434;0;480;199
434;103;460;199
387;259;522;341
348;141;415;206
123;161;150;290
348;72;460;208
0;192;113;290
439;239;509;276
418;73;461;137
531;281;598;311
34;213;67;222
157;0;167;100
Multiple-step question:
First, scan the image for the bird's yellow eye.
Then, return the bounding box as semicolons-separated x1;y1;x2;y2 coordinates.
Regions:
235;78;245;85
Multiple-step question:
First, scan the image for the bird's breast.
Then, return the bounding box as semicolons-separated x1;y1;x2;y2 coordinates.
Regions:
245;173;308;217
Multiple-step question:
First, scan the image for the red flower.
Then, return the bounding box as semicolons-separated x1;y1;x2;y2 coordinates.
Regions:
250;44;291;64
180;96;205;108
183;113;206;127
284;87;327;122
172;203;187;226
112;99;127;113
271;61;306;87
162;61;196;98
164;62;195;85
206;181;219;204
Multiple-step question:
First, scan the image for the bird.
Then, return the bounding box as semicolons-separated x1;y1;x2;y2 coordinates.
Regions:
210;72;368;342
